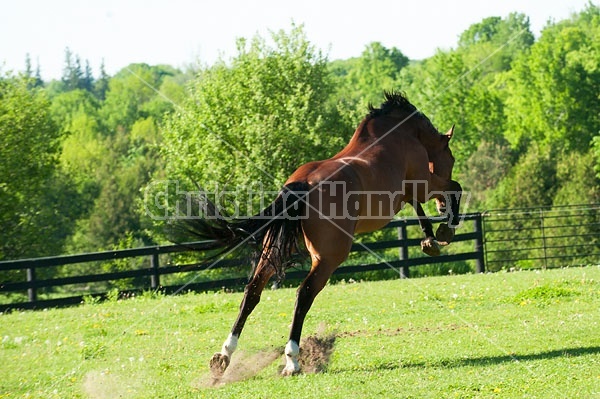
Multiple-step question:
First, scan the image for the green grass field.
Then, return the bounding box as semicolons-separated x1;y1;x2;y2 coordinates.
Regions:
1;266;599;398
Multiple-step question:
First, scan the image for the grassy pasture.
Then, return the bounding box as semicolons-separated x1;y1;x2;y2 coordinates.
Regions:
1;266;599;398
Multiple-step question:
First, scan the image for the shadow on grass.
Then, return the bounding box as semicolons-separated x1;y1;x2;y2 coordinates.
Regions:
331;346;600;373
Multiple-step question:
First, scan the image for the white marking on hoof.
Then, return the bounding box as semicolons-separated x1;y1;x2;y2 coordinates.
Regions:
221;333;238;358
282;340;300;376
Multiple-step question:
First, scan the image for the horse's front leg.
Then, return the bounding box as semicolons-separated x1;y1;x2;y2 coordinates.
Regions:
410;200;440;257
209;263;274;377
433;179;462;245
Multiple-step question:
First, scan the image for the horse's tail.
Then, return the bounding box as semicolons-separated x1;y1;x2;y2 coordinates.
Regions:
168;181;310;278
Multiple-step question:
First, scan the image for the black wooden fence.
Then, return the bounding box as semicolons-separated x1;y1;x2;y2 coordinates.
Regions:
3;205;599;312
0;213;484;311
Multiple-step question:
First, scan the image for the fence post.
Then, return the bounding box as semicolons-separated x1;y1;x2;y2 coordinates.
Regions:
397;221;410;278
474;214;485;273
540;209;548;269
150;253;160;289
26;266;37;303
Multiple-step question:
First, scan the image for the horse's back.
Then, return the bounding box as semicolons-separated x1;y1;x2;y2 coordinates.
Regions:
283;159;361;262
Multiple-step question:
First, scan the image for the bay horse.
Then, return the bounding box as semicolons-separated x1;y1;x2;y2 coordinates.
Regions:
172;91;462;376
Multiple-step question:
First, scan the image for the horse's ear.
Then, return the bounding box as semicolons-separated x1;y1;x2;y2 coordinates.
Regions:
445;124;455;140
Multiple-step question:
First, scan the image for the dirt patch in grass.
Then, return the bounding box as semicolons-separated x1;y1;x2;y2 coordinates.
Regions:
337;323;466;338
298;334;336;374
83;370;141;398
198;348;282;388
197;323;473;387
200;331;337;387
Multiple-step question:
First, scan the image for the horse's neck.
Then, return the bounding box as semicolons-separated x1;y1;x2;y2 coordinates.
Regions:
334;120;372;155
349;117;405;141
335;117;440;159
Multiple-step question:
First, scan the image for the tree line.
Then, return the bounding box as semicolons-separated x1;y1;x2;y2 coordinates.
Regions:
1;4;599;265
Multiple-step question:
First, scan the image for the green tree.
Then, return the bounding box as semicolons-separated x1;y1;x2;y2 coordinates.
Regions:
50;89;100;131
100;63;178;133
49;88;104;187
397;13;535;179
546;151;600;266
61;48;84;91
61;63;184;253
94;60;109;101
462;139;514;207
553;150;600;206
400;50;504;175
504;4;600;151
458;13;534;73
330;42;409;123
82;60;94;92
593;135;600;178
152;25;349;227
487;144;557;209
348;42;408;103
0;75;72;259
24;53;43;88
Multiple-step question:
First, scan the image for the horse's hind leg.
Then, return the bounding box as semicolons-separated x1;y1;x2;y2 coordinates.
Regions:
209;262;275;377
282;257;342;376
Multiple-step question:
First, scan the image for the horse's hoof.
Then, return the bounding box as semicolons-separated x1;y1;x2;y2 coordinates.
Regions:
435;223;455;245
209;353;230;377
281;366;301;377
421;237;441;257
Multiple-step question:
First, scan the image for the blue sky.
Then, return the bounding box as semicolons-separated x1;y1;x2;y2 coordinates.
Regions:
0;0;594;80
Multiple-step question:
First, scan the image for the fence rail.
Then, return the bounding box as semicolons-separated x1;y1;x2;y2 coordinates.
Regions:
482;204;600;271
0;213;484;311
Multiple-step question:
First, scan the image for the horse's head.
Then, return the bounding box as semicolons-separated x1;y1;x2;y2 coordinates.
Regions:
429;125;456;214
429;125;455;180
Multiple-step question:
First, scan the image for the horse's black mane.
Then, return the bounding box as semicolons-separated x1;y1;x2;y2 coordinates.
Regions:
367;90;419;119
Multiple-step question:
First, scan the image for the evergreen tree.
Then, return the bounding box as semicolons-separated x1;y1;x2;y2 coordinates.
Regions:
61;48;79;91
94;59;109;100
83;60;94;92
61;48;95;92
33;61;43;88
24;53;33;77
23;54;43;88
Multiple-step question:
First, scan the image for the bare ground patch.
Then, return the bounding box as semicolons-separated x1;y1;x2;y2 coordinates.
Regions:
297;334;337;374
195;323;467;387
198;330;338;387
196;348;282;388
83;370;142;399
